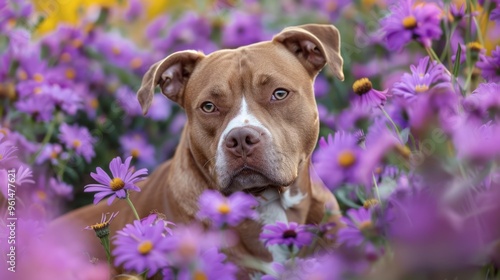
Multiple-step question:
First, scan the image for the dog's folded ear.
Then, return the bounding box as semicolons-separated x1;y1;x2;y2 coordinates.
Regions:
137;50;205;115
273;24;344;81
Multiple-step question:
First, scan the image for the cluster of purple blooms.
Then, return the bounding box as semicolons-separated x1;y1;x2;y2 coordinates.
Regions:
1;0;500;279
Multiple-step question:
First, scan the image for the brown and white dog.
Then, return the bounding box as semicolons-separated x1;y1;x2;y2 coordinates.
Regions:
53;23;344;276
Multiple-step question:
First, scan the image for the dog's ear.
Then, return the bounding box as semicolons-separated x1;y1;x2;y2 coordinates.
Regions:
137;50;205;114
273;24;344;81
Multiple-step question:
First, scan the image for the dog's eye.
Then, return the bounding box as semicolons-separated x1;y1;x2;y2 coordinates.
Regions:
271;89;289;101
201;102;217;113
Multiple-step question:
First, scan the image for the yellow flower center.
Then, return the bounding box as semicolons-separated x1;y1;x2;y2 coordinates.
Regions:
33;73;44;83
7;18;16;27
337;150;356;167
396;144;412;159
90;222;107;230
61;52;72;62
352;78;373;95
36;190;47;201
50;151;58;159
131;148;140;158
467;41;483;52
402;15;418;29
137;240;153;255
0;129;8;136
363;199;379;209
71;39;83;48
18;69;28;81
72;140;82;148
326;1;337;12
90;98;99;109
112;46;121;55
217;203;231;214
178;242;197;259
65;68;76;80
414;84;429;93
33;87;42;95
130;57;143;69
0;154;3;160
358;220;374;232
193;271;208;280
110;177;125;191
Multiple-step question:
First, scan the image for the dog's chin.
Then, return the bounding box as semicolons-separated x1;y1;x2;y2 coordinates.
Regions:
220;167;293;196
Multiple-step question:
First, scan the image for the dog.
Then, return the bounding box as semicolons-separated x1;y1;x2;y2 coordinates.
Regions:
52;23;344;277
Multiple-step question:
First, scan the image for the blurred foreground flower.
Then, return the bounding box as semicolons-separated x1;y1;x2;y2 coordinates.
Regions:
260;222;314;249
197;190;258;228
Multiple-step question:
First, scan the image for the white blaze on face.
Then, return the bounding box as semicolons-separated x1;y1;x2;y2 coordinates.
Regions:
215;98;271;179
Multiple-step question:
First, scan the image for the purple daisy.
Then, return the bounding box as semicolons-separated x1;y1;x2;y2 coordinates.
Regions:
491;6;500;23
116;86;143;117
352;77;389;108
260;222;314;249
174;247;237;280
58;123;96;163
463;83;500;118
197;190;258;228
381;0;443;51
84;156;148;205
15;94;55;122
222;11;264;48
49;177;73;200
392;56;452;101
113;219;172;277
337;207;376;247
119;133;156;167
0;134;17;167
312;131;363;190
477;46;500;83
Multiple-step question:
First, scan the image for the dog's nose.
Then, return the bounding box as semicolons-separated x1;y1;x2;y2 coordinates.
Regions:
225;127;262;158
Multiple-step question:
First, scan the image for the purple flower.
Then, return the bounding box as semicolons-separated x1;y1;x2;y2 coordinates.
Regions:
84;156;147;205
157;12;217;54
147;94;172;120
222;11;264;48
463;83;500;118
197;190;258;228
119;133;156;167
116;86;143;117
263;255;344;280
0;134;17;167
124;0;143;21
175;247;237;280
337;207;376;247
452;120;500;162
15;94;55;122
113;219;172;277
260;222;314;249
35;143;68;165
58;123;95;162
491;6;500;23
313;131;363;190
381;0;443;51
392;56;452;101
352;77;389;108
49;177;73;200
477;46;500;83
314;74;330;98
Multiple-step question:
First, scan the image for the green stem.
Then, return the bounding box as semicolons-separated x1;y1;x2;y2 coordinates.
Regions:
379;105;402;142
99;236;111;265
30;119;56;164
125;191;140;221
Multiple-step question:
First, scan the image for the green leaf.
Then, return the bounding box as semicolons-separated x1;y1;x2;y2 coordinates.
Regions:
453;44;461;77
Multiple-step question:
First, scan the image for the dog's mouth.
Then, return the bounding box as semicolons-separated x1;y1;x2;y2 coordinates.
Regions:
243;185;287;196
221;166;284;196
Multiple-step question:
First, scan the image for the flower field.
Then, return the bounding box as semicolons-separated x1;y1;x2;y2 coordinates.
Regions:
1;0;500;279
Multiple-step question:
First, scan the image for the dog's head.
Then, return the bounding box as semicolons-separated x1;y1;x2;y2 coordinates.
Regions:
137;24;343;195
